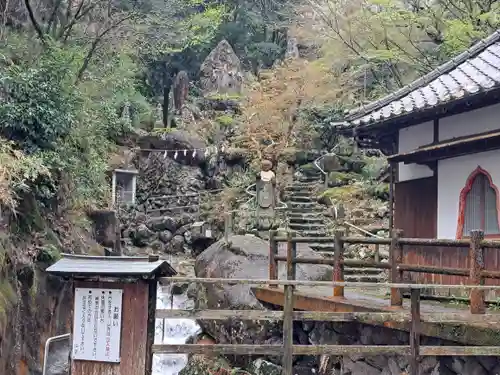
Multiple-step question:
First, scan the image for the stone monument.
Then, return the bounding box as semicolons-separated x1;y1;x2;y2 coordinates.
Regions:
255;160;277;230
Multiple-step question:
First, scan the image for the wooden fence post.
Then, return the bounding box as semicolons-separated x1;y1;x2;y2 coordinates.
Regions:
282;231;296;375
469;230;485;314
409;288;421;375
269;230;278;288
333;230;345;298
390;229;403;307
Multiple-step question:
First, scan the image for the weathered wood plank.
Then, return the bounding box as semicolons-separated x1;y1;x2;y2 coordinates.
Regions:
158;276;500;290
155;309;500;325
409;289;420;375
470;230;485;314
152;344;411;356
152;344;500;356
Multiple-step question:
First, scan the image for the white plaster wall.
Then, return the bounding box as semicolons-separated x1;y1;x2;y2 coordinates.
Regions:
439;103;500;141
398;121;434;182
437;150;500;239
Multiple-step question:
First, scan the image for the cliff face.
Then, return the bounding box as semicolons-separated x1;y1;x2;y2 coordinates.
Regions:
0;215;99;375
0;260;72;375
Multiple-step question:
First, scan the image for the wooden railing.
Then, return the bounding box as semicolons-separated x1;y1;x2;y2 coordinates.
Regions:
155;276;500;375
269;229;500;314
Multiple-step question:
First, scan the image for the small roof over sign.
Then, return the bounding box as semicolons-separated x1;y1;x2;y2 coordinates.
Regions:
46;254;177;279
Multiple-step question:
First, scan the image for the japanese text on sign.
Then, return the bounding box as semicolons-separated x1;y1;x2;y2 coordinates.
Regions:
72;288;123;363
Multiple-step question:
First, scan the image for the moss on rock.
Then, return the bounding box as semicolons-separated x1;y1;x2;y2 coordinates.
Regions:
320;185;363;201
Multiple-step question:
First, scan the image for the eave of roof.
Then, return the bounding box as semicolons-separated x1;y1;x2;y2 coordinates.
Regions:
388;129;500;164
46;254;177;278
346;30;500;128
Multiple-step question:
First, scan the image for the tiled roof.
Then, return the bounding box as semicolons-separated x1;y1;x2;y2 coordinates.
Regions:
348;30;500;127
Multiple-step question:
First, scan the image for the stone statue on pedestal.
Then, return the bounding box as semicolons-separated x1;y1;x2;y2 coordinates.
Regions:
255;160;277;230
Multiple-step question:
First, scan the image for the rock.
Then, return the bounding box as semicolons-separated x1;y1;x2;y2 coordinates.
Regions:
159;230;173;244
344;358;382;375
194;235;332;364
131;224;155;246
462;359;488;375
184;230;193;245
419;357;438;373
179;355;231;375
199;39;243;96
150;240;165;253
251;359;282;375
166;235;185;254
309;323;340;345
146;216;177;232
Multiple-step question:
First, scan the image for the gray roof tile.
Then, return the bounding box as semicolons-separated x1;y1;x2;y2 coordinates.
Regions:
348;30;500;126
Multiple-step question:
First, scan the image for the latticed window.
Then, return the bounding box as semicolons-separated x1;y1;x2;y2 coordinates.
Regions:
461;171;500;237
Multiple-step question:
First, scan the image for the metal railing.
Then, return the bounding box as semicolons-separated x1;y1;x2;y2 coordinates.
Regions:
42;333;71;375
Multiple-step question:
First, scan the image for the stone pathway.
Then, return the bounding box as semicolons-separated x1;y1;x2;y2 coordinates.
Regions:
284;166;386;283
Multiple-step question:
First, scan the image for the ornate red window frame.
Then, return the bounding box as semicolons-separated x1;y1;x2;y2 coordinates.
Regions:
456;166;500;239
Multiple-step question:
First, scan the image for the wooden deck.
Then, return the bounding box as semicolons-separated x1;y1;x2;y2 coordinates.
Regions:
254;285;500;346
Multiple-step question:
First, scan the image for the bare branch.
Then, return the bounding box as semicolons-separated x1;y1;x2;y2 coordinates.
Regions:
23;0;46;45
75;13;135;83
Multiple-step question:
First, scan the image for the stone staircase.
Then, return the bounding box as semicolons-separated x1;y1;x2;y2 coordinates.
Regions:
284;167;386;283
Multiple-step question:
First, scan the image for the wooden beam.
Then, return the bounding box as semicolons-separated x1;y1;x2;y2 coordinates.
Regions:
151;344;500;356
155;309;500;326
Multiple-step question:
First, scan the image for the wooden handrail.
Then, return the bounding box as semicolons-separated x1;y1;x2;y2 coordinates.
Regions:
268;229;499;315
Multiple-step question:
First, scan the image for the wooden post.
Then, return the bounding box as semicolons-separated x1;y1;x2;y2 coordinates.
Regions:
409;288;420;375
390;229;403;307
224;213;231;244
269;230;278;288
388;162;395;232
282;231;295;375
374;244;380;263
469;230;485;314
333;230;344;298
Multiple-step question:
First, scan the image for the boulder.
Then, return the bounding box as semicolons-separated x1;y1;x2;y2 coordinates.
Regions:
146;216;177;232
194;235;332;364
131;224;155;246
199;39;243;96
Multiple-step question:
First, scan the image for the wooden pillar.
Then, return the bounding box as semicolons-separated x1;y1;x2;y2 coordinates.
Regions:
333;230;345;298
282;231;296;375
388;162;395;232
269;230;278;288
390;229;403;307
469;230;485;314
409;289;421;375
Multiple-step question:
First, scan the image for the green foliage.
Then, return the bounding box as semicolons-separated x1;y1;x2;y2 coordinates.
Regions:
0;45;80;152
215;115;234;127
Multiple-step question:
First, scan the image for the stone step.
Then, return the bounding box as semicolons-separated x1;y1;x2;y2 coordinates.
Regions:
298;177;322;183
344;274;386;283
286;215;324;224
287;182;318;189
288;201;321;209
287;207;324;214
288;223;326;231
301;230;328;237
308;243;335;251
287;191;314;198
343;267;387;275
288;196;315;203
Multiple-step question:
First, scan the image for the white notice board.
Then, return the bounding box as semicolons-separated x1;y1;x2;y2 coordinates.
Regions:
72;288;123;363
